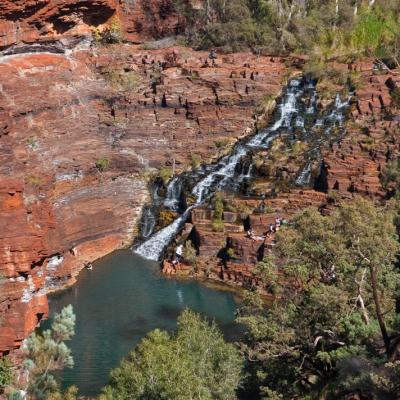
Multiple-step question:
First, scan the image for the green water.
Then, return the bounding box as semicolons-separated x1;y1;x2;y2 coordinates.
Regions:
46;250;240;396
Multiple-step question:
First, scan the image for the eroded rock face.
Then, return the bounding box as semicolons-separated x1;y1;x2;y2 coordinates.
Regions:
0;39;288;353
168;61;400;295
0;0;181;51
0;0;116;50
322;63;400;198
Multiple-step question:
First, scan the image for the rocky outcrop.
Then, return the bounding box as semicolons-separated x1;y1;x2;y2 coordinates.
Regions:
322;63;400;198
0;0;116;50
0;42;288;353
169;62;400;293
117;0;182;43
0;0;181;51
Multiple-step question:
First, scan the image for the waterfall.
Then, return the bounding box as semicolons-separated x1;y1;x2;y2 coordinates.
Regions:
141;207;156;238
135;208;193;261
295;163;312;186
134;78;351;261
164;177;182;211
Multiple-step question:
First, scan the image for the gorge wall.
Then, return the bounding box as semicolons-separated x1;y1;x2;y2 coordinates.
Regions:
0;0;181;51
165;61;400;293
0;1;290;353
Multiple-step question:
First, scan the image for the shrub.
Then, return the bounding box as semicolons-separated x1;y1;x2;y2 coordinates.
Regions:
257;94;276;114
390;88;400;107
158;167;173;185
0;356;13;390
158;210;177;227
93;17;123;44
26;175;41;186
183;241;197;265
360;136;375;151
190;154;201;169
95;157;110;172
327;190;341;204
212;220;224;232
213;192;224;221
236;202;252;215
214;138;230;149
102;69;142;93
27;136;38;150
381;159;400;194
226;247;235;259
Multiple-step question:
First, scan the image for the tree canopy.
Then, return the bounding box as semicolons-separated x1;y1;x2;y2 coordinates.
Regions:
22;305;76;399
100;309;243;400
238;197;400;399
173;0;400;65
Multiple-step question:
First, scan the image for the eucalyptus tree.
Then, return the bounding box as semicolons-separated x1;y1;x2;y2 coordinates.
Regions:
100;310;243;400
238;198;400;398
22;305;76;399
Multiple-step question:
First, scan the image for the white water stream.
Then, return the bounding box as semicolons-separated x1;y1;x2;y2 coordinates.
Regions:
135;78;350;261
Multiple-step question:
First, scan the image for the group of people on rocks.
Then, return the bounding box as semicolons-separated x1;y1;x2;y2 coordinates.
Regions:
246;215;284;242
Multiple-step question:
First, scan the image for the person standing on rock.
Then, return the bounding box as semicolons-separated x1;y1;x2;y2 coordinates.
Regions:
209;48;217;67
176;244;184;261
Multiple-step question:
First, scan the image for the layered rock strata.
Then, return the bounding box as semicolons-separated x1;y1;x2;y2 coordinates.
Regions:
166;62;400;293
0;42;288;353
0;0;181;51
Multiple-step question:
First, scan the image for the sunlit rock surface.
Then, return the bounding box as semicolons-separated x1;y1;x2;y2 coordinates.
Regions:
0;2;289;352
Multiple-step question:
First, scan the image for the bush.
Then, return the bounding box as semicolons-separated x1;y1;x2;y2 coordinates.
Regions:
190;154;201;169
158;167;173;185
390;88;400;107
381;158;400;194
327;190;341;204
183;241;197;265
27;136;38;150
26;175;41;186
102;69;142;93
226;247;235;259
213;192;224;221
95;157;110;172
212;220;224;232
158;210;177;228
214;138;230;149
93;17;123;44
0;356;13;390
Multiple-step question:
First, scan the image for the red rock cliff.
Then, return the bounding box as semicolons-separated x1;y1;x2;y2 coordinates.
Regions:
0;0;181;50
0;1;289;353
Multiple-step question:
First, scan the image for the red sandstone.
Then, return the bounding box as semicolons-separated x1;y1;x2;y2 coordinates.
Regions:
0;2;289;353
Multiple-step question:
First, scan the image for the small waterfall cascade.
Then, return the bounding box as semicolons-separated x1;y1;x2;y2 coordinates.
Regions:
135;208;194;261
135;78;351;261
164;177;182;211
141;207;157;239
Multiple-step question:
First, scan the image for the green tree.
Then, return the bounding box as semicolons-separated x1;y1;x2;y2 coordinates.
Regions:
46;386;81;400
101;309;243;400
238;198;400;398
21;305;76;399
183;240;197;266
0;356;13;391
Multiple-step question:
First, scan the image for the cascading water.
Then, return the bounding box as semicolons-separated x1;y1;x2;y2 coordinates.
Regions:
135;208;194;261
135;78;351;261
164;177;182;211
141;207;157;239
